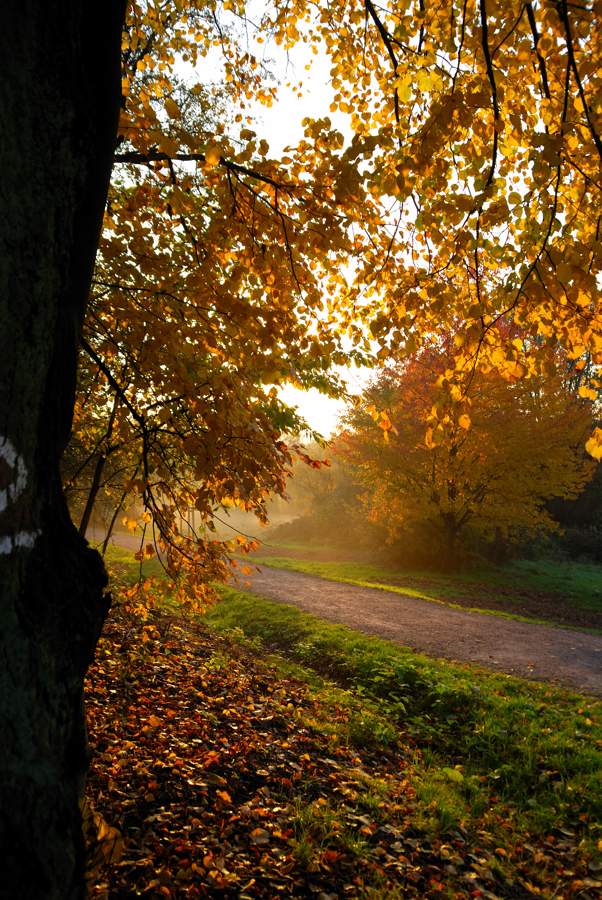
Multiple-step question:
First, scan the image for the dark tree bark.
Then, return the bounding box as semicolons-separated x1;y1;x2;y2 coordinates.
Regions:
0;3;127;898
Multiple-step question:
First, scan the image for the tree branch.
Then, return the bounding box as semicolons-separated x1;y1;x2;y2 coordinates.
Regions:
452;0;469;94
80;335;150;483
558;0;602;165
526;2;551;100
114;149;298;192
363;0;400;125
480;0;499;190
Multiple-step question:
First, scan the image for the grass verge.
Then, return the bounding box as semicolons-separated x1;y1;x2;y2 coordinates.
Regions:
103;542;166;583
247;552;602;630
205;588;602;847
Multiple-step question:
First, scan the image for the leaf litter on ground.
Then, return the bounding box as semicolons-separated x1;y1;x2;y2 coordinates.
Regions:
86;606;602;900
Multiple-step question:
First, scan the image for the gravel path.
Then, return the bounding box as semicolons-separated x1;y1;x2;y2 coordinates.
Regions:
245;565;602;695
87;529;602;694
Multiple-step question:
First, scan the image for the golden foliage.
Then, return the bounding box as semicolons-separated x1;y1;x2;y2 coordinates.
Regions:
338;333;596;559
69;0;602;603
264;0;602;428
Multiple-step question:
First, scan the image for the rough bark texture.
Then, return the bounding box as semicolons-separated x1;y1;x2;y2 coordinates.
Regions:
0;3;126;897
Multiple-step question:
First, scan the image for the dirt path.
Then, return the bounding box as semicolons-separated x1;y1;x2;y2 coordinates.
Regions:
244;565;602;695
87;529;602;694
86;528;145;553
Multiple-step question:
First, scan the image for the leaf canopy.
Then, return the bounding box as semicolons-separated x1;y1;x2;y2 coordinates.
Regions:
71;0;602;603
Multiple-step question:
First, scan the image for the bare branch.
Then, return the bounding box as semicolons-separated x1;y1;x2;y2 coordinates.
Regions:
114;149;298;192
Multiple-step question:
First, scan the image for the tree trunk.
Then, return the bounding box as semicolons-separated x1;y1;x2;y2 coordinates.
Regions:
79;394;119;537
79;452;109;538
102;488;131;556
441;524;458;572
0;3;126;898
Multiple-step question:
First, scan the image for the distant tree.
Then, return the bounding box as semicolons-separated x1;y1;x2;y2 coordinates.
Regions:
338;334;596;568
268;440;372;546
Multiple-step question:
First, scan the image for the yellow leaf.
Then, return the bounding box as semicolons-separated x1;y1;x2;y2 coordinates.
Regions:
585;427;602;460
159;134;179;157
205;142;221;167
250;827;270;844
458;414;471;430
204;772;227;786
164;97;181;119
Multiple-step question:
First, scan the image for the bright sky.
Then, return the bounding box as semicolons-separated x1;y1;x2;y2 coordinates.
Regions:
277;363;372;438
246;36;371;437
196;20;372;437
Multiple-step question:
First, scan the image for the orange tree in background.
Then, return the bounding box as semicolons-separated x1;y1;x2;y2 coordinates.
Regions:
338;332;596;568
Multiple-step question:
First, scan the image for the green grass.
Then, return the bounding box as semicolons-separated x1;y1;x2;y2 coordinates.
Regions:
103;543;165;582
247;551;602;622
203;587;602;850
503;558;602;607
101;541;602;834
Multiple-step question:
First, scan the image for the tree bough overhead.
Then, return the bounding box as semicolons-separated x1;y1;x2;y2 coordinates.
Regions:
74;11;361;609
2;0;602;897
263;0;602;452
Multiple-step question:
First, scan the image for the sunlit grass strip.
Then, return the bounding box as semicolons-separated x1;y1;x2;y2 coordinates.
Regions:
206;587;602;855
252;544;602;607
249;555;559;628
